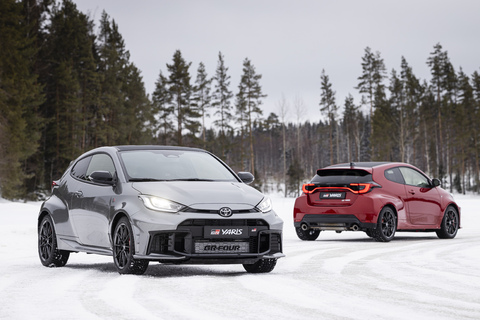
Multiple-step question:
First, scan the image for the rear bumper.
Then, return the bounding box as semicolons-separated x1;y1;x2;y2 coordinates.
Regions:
294;214;376;231
293;194;380;231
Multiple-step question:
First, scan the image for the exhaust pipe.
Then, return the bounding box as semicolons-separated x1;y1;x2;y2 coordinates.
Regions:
301;223;309;231
351;224;359;231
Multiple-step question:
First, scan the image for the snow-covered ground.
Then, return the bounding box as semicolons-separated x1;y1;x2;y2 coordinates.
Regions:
1;194;479;320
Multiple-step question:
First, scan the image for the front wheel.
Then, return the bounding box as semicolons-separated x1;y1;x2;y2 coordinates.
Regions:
243;258;277;273
113;217;149;275
38;215;70;267
373;207;397;242
436;206;459;239
295;227;320;241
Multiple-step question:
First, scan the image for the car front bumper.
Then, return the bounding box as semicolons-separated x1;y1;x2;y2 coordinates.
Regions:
130;209;284;264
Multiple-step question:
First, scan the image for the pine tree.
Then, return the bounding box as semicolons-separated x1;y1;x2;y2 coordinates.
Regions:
41;0;98;182
0;0;44;199
319;69;338;164
192;62;212;148
212;52;233;158
399;57;422;163
427;43;457;179
342;94;361;162
357;47;386;157
237;58;266;172
97;12;128;146
166;50;199;146
152;71;173;144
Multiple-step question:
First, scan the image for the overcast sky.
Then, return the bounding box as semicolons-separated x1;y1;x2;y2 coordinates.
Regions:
74;0;480;123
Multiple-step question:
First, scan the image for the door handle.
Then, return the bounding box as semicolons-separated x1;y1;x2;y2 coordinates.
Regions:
73;190;83;198
408;190;415;195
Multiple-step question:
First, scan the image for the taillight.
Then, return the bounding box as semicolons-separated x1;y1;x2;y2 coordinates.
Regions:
302;182;381;194
302;184;317;194
349;183;373;194
51;180;58;191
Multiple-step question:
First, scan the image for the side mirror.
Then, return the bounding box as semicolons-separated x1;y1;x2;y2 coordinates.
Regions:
431;178;441;187
89;171;115;185
237;172;254;185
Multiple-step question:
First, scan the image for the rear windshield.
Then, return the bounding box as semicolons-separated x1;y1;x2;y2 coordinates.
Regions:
311;169;373;185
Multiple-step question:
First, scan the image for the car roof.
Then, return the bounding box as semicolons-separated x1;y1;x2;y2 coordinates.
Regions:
113;145;206;152
320;162;413;174
327;162;392;169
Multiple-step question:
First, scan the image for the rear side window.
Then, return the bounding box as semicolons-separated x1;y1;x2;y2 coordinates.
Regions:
71;156;91;180
384;167;405;184
311;169;372;185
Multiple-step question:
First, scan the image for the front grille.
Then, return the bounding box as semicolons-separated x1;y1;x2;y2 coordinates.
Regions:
178;219;268;227
147;219;281;256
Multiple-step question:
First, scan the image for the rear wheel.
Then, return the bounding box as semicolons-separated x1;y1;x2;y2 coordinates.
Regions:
365;229;375;238
113;217;149;275
38;215;70;267
243;258;277;273
295;227;320;241
436;206;459;239
373;207;396;242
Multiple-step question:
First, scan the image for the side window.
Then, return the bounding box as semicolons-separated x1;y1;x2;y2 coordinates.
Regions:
384;167;405;184
71;156;91;180
399;167;430;188
86;153;116;178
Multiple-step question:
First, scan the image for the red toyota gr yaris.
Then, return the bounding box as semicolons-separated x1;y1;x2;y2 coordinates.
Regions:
293;162;460;242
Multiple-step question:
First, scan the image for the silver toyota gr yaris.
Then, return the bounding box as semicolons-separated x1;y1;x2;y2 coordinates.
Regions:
38;145;284;274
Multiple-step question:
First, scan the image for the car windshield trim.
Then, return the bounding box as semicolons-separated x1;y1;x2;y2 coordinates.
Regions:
128;178;216;182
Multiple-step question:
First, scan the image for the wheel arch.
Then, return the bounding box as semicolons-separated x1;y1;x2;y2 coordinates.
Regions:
378;203;398;224
110;210;130;243
445;202;461;227
38;210;51;230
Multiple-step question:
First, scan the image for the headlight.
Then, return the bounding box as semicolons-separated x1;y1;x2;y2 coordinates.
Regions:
256;196;272;213
139;195;185;213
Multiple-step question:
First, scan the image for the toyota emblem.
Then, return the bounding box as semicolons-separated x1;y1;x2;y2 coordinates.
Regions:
218;207;233;217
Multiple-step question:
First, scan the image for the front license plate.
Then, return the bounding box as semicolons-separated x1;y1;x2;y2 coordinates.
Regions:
194;241;250;254
320;192;346;199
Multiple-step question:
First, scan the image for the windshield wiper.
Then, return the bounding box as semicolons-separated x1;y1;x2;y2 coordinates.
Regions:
129;178;166;182
168;178;215;182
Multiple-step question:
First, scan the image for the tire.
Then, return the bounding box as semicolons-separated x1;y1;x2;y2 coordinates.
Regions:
295;227;320;241
113;217;149;275
38;215;70;267
373;207;396;242
365;229;375;238
436;206;459;239
243;258;277;273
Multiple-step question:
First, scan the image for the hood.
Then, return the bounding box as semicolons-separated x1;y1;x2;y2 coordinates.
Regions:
131;181;264;210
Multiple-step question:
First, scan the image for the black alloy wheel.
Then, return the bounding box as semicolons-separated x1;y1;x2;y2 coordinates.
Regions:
113;217;148;275
38;215;70;267
374;207;397;242
436;206;459;239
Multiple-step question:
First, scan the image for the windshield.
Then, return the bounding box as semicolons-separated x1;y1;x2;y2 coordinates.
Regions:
119;149;238;182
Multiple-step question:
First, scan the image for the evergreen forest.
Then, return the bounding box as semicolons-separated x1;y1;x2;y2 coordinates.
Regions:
1;0;480;200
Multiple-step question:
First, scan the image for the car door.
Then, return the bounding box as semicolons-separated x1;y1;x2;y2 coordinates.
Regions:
69;153;116;248
398;167;442;225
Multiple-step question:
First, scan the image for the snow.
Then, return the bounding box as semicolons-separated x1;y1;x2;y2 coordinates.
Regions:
1;195;480;319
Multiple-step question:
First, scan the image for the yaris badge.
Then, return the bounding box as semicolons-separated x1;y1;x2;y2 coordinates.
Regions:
218;207;233;217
